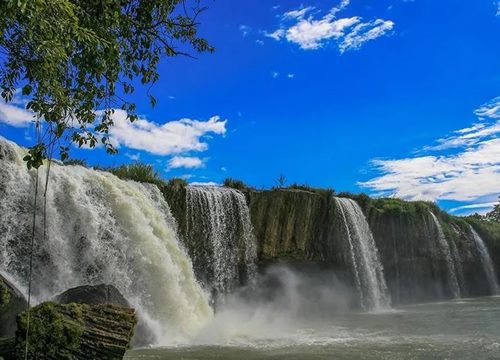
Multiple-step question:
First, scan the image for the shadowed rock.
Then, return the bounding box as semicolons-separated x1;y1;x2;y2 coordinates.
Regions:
54;284;130;308
0;274;27;338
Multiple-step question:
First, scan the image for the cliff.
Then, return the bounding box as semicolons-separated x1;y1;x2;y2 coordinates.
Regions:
163;185;500;305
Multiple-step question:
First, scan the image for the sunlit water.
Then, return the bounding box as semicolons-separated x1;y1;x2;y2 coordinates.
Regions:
126;296;500;359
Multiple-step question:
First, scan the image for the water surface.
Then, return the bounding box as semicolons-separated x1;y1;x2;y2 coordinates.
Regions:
126;296;500;359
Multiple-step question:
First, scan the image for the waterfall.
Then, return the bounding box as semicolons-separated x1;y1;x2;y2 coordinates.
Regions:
470;226;500;295
429;212;460;298
185;185;257;299
449;226;466;295
0;137;212;343
334;197;390;311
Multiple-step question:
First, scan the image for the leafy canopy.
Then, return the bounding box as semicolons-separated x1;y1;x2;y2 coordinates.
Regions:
0;0;213;168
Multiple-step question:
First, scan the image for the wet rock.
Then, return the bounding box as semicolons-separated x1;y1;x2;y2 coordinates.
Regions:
54;284;130;308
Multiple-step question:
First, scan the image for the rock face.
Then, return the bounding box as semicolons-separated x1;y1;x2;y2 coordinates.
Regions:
0;274;27;338
54;284;130;308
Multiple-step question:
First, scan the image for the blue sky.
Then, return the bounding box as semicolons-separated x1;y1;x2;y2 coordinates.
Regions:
1;0;499;215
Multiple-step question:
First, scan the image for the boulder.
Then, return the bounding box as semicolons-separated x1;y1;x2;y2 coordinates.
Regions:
0;274;27;338
0;302;137;359
53;284;152;347
54;284;129;308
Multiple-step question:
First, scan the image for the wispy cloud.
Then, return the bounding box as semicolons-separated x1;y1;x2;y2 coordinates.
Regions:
264;1;394;52
496;1;500;16
239;24;251;37
360;97;500;211
125;152;141;161
190;181;219;186
167;156;204;170
0;101;34;127
449;202;497;215
424;97;500;151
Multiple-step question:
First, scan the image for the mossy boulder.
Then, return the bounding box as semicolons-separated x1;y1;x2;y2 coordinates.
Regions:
3;302;137;360
0;275;27;338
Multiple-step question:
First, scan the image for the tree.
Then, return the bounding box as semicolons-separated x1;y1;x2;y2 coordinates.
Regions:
486;197;500;223
275;173;287;188
0;0;213;168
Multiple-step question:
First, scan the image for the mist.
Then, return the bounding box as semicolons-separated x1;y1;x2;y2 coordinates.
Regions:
190;264;357;346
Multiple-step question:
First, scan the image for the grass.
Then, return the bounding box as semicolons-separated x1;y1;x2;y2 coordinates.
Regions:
223;178;250;191
103;163;166;187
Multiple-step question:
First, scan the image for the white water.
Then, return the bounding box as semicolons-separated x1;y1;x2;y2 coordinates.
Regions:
0;137;212;344
470;226;500;294
429;212;460;298
333;197;390;310
186;186;257;298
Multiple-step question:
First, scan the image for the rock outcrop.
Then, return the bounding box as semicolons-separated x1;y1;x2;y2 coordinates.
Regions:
0;274;27;338
0;302;137;360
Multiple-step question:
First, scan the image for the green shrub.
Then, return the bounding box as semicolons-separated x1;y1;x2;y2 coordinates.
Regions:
223;178;249;191
167;177;188;189
104;163;165;186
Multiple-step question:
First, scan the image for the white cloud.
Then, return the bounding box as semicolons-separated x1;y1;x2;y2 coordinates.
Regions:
496;1;500;16
449;202;497;214
125;152;141;161
283;7;315;21
0;101;34;127
255;39;265;45
106;110;227;156
287;73;295;79
265;1;394;51
272;71;280;78
360;97;500;207
239;24;251;36
180;174;195;180
424;97;500;151
167;156;204;170
0;100;227;159
339;19;394;53
190;181;219;186
265;29;285;41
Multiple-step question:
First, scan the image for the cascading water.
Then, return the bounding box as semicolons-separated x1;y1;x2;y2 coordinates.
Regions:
334;197;390;311
429;212;460;299
185;185;257;300
449;225;466;295
0;137;212;343
470;226;500;295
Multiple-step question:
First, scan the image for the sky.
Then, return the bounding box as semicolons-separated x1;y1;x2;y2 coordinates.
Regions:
0;0;499;215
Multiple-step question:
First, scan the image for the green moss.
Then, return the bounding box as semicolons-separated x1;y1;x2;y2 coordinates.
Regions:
16;302;85;359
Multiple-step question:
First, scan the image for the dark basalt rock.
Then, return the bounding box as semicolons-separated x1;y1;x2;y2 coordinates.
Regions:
0;274;27;338
54;284;130;308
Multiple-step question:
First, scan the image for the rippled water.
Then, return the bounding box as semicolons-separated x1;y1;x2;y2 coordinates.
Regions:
125;296;500;359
